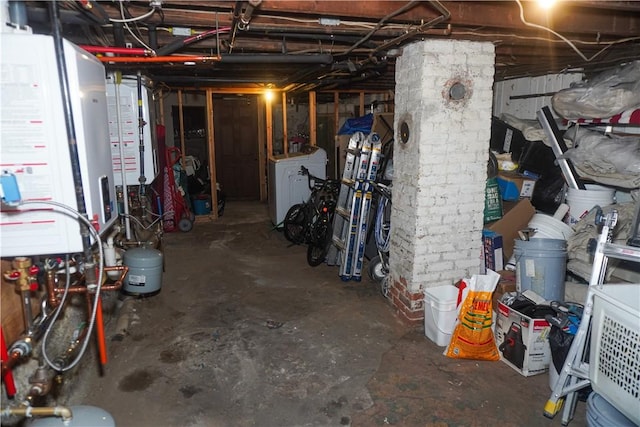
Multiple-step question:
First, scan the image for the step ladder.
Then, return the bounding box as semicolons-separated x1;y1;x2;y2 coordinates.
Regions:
544;207;640;425
327;132;382;281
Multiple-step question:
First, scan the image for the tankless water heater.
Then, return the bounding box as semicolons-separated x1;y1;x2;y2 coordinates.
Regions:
106;75;158;187
0;33;116;257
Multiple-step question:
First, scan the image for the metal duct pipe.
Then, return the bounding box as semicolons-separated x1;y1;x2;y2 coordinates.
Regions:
8;1;27;28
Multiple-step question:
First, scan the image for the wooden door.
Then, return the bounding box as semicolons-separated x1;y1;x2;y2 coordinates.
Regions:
213;95;260;200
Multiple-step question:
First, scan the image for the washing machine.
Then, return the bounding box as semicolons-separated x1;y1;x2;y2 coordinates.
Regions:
268;147;327;226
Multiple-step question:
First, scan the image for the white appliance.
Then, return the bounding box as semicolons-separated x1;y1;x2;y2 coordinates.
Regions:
0;33;116;257
106;75;158;187
268;147;327;226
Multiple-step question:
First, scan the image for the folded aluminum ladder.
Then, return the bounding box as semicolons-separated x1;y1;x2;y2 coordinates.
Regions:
327;132;382;281
326;132;364;266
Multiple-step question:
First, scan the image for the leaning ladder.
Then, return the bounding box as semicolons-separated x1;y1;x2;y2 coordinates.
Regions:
544;208;640;424
326;132;365;267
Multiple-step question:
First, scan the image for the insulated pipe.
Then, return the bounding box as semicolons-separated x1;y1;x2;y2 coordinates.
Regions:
99;55;220;63
48;1;92;261
92;295;107;365
148;24;158;50
78;45;151;56
155;27;231;57
98;53;334;64
219;54;333;64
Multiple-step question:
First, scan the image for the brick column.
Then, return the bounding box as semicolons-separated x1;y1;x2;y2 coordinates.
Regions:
390;39;495;323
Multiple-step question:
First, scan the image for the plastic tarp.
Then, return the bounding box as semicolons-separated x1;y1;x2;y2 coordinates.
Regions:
337;113;373;135
562;126;640;188
552;60;640;120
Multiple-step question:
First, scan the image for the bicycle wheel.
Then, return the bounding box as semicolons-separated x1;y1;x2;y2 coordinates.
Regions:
306;221;331;267
283;203;307;244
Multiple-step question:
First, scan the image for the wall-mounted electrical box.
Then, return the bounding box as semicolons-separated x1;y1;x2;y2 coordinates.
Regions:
106;75;159;187
0;33;116;257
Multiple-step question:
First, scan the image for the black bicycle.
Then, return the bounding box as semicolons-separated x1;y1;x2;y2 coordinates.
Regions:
283;166;339;266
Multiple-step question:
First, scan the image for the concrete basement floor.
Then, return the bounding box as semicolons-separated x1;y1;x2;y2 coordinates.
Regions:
67;201;587;427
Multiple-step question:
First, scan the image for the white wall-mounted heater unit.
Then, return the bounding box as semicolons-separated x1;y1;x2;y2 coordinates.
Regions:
106;75;159;187
0;33;116;257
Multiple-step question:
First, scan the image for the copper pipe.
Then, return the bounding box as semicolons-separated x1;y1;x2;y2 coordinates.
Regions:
103;265;128;291
98;55;220;63
45;270;60;308
1;405;72;422
53;266;128;294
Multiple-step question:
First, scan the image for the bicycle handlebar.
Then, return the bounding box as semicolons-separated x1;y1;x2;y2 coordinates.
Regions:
299;165;327;190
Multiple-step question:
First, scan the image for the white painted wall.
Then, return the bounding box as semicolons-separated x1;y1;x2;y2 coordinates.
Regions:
493;73;583;119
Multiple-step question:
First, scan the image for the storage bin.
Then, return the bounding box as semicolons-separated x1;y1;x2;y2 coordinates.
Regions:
192;196;212;215
423;285;459;347
589;284;640;425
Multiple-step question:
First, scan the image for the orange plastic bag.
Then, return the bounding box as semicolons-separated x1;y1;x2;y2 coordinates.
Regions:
445;270;500;361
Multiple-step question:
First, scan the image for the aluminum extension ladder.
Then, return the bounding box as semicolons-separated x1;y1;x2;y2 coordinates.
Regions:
544;207;640;424
326;132;382;281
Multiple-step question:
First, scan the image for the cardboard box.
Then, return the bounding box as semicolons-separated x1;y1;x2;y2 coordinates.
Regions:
495;300;551;376
492;270;517;311
497;172;537;201
487;199;535;262
482;230;504;273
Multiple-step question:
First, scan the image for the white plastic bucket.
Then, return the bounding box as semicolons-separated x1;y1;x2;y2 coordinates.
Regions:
423;285;459;347
566;185;615;225
529;213;574;240
514;238;567;301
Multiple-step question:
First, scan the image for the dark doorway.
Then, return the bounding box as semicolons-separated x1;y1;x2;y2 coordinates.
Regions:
213;95;260;200
171;105;210;197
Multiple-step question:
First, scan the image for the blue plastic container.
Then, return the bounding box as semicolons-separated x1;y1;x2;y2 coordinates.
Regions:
193;196;211;215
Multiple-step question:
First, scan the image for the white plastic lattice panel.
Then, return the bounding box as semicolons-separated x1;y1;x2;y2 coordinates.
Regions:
590;284;640;425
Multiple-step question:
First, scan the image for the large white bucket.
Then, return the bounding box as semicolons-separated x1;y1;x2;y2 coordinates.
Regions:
423;285;459;347
566;185;615;225
529;213;574;240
